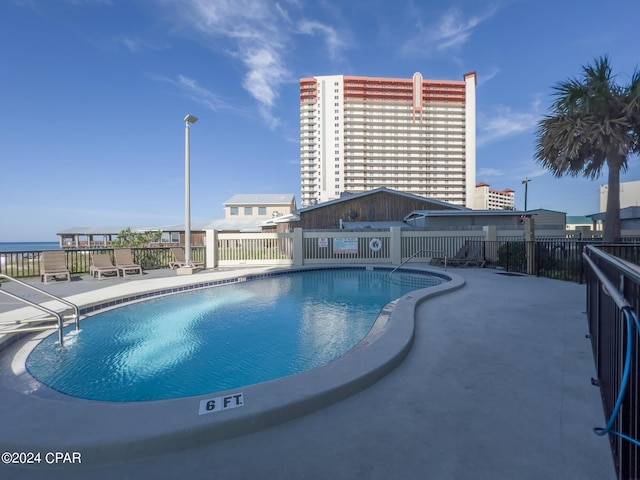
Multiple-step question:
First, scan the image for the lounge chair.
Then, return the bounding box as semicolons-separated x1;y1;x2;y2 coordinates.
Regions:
430;244;486;268
429;244;471;267
448;245;486;267
169;247;204;269
464;245;487;268
90;253;119;280
114;249;143;277
41;250;71;284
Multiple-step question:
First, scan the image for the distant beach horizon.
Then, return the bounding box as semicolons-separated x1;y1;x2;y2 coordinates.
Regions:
0;242;61;253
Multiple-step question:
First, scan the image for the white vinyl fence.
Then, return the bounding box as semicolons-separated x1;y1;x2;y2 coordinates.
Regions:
206;226;594;267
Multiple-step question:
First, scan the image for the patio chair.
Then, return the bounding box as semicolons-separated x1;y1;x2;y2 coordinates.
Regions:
463;245;487;268
41;250;71;284
90;253;119;280
429;244;471;267
169;247;204;269
114;249;143;277
448;245;486;268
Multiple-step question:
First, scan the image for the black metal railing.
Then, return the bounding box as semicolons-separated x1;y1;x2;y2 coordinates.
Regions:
584;245;640;480
0;247;206;278
534;239;590;282
481;240;593;281
482;240;529;274
598;244;640;266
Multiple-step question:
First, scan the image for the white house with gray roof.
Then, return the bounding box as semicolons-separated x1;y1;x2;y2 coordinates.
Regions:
223;194;297;220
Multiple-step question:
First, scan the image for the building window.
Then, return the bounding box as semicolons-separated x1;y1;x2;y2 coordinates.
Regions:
258;206;267;215
230;206;239;215
244;207;253;215
163;232;180;243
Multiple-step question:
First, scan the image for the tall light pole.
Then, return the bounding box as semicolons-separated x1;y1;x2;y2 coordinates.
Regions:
522;177;531;211
184;114;198;269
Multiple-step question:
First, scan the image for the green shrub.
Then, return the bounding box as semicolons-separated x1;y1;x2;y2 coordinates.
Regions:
497;242;527;272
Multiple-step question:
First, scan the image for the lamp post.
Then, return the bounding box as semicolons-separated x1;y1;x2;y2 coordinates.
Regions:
522;177;531;211
184;114;198;269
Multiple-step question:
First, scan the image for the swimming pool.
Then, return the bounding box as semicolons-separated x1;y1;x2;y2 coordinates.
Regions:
26;268;443;402
1;266;463;463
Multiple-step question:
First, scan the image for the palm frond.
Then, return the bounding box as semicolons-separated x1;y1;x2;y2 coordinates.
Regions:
535;56;638;182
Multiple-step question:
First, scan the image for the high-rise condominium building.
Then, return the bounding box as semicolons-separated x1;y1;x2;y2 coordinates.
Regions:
300;72;477;208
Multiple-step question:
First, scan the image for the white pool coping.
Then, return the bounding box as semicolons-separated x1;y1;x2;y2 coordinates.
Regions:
0;265;464;465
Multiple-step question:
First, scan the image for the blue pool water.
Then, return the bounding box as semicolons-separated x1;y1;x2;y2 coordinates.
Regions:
26;268;442;402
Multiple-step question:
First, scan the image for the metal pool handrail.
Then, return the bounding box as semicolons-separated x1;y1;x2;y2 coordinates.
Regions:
0;273;80;346
389;249;447;276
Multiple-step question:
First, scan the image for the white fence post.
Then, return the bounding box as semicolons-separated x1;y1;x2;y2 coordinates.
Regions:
205;229;217;269
390;226;402;265
483;225;497;262
294;228;304;266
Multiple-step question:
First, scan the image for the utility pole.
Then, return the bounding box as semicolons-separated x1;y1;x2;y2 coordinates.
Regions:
522;177;531;211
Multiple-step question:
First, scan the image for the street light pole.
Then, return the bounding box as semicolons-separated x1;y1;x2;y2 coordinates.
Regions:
184;114;198;268
522;177;531;211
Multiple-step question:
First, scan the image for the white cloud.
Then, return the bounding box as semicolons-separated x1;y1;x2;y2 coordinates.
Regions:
176;75;223;111
401;5;498;57
477;167;505;177
506;165;548;182
478;67;500;86
13;0;112;11
297;20;345;61
153;74;231;113
120;36;143;53
477;104;539;146
65;0;113;5
476;164;547;191
12;0;39;8
274;2;294;26
154;0;287;127
525;168;548;179
154;0;347;129
119;36;168;53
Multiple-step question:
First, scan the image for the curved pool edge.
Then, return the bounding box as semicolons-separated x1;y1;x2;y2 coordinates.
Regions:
0;265;464;466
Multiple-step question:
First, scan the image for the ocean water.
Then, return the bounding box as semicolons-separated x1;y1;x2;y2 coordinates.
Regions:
0;242;60;253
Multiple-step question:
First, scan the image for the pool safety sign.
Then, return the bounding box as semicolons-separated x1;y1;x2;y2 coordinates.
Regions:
198;392;244;415
333;238;358;254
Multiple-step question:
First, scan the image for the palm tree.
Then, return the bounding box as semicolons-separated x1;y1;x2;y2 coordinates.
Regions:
535;56;640;242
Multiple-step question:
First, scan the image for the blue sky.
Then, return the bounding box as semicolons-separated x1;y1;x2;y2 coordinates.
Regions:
2;0;639;241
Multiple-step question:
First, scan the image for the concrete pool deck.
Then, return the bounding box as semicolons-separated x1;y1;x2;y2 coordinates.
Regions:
0;267;616;479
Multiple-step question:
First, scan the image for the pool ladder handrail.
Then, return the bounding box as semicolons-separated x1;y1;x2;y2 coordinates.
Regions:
389;249;447;277
0;274;80;347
